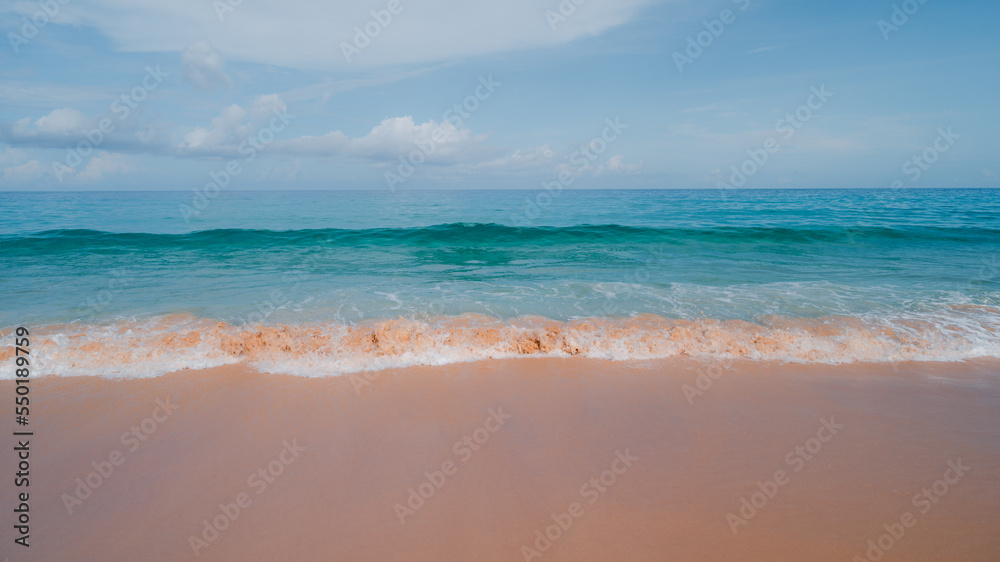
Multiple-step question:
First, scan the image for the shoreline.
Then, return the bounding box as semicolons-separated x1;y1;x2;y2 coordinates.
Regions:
6;357;1000;560
6;310;1000;378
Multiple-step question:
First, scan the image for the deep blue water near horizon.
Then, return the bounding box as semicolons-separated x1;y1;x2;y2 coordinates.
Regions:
4;187;999;234
1;188;998;327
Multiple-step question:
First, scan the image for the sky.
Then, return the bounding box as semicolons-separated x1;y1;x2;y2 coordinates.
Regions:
0;0;997;191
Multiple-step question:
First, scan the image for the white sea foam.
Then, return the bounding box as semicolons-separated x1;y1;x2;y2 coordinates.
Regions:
3;308;999;379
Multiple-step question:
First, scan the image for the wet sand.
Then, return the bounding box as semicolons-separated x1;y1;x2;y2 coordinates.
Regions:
4;358;1000;561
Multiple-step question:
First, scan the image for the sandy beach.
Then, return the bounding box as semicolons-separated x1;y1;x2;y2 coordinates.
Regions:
6;358;999;561
4;0;999;558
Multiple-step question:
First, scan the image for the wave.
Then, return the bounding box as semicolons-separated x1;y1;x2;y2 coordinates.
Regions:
3;309;999;378
3;223;999;255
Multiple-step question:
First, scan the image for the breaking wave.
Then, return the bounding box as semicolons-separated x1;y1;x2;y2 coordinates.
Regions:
4;308;999;378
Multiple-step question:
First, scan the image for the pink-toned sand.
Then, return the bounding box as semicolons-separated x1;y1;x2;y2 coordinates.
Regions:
4;358;1000;561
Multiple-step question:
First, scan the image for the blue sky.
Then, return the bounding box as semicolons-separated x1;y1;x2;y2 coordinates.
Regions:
0;0;997;190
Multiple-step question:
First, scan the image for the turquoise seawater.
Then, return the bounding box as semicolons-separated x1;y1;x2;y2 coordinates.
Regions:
1;188;998;376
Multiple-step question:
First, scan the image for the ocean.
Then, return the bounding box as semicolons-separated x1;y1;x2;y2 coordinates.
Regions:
2;188;998;377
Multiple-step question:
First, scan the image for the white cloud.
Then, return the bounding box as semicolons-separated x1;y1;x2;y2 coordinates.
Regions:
258;158;304;183
595;154;642;174
2;95;497;165
274;116;498;164
181;40;232;91
75;152;136;182
31;108;89;136
0;146;29;167
2;159;43;183
3;0;80;24
472;145;557;171
0;145;43;183
174;94;497;164
1;106;168;153
179;94;287;154
54;0;656;69
0;97;641;181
